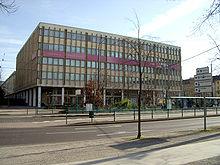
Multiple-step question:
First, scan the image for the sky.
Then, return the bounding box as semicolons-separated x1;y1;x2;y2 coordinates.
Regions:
0;0;219;81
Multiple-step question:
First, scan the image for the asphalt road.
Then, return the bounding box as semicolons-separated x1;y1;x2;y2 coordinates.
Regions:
1;116;220;147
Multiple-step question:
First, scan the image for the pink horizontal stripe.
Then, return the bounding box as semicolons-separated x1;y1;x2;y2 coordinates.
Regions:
107;57;124;64
66;52;86;60
43;50;64;58
42;50;180;71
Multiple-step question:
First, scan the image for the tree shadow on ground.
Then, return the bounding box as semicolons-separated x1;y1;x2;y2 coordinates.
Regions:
73;132;220;165
110;137;167;150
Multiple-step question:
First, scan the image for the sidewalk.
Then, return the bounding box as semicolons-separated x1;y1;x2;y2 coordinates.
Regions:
1;127;220;165
61;137;220;165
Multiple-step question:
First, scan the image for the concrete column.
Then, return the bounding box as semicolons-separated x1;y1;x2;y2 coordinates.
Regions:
103;89;106;106
121;90;124;101
33;88;36;107
38;87;41;107
29;89;32;106
62;87;64;105
26;90;28;104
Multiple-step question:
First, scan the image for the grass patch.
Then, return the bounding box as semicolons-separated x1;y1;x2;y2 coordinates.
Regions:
200;127;220;132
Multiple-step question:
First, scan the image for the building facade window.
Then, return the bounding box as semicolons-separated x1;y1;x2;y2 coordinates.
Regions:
48;58;52;64
59;72;63;80
76;74;80;80
54;58;58;65
49;44;53;51
60;31;64;38
48;72;52;79
66;46;70;52
81;61;85;67
53;72;58;79
54;44;58;51
66;73;69;80
76;60;80;67
71;60;75;66
66;59;70;66
70;73;74;80
59;59;63;65
42;72;46;79
43;57;47;64
81;74;85;81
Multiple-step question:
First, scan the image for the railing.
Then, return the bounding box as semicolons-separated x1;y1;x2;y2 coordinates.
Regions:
64;106;220;125
25;106;220;129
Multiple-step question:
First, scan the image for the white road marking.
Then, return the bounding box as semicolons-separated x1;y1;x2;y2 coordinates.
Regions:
32;121;51;124
46;130;96;135
75;125;122;130
97;131;126;136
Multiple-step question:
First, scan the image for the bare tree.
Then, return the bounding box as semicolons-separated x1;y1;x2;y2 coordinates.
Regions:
208;34;220;54
194;0;220;33
127;12;152;139
0;0;17;14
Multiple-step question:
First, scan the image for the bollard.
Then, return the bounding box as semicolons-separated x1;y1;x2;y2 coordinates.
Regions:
181;107;183;117
151;108;154;119
194;108;196;117
114;111;116;122
167;108;169;118
134;110;135;120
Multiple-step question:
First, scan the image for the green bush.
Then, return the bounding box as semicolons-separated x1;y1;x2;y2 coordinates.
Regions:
114;98;132;107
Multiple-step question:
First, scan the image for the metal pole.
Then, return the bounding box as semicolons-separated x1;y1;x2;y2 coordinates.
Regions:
76;95;78;111
181;107;183;117
211;62;213;97
66;110;68;125
97;47;100;90
194;107;196;117
114;111;116;122
151;108;154;119
204;97;207;130
134;109;135;120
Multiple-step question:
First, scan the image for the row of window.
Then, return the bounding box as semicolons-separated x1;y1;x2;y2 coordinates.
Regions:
42;57;180;75
40;28;180;56
42;72;84;81
41;43;180;64
41;71;180;86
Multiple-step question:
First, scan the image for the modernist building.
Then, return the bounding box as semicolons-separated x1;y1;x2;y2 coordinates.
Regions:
13;22;182;107
213;75;220;97
1;71;16;96
182;78;195;97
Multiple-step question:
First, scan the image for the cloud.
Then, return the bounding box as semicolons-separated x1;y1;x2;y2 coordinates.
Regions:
0;39;24;45
127;0;207;37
